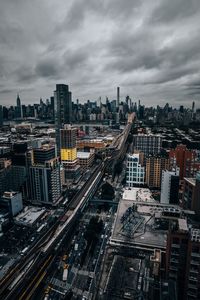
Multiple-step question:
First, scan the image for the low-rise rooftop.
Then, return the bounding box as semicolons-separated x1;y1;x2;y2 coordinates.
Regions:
14;206;46;227
123;187;156;203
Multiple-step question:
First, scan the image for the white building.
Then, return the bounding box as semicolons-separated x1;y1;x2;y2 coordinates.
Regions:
1;191;23;216
161;168;180;205
126;153;145;187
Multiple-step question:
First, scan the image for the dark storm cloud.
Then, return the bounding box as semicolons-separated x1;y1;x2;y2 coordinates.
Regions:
35;59;60;79
34;47;89;80
15;66;37;83
0;0;200;106
150;0;200;24
0;89;16;95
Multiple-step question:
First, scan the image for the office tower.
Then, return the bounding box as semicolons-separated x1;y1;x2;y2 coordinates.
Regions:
169;145;200;180
146;155;170;189
117;86;120;108
0;105;3;126
183;172;200;215
110;100;117;113
50;96;55;119
54;84;72;154
11;142;29;199
60;125;80;183
133;134;162;156
161;168;180;204
166;219;200;299
0;191;23;217
126;152;145;187
29;145;61;204
16;94;22;118
0;159;12;196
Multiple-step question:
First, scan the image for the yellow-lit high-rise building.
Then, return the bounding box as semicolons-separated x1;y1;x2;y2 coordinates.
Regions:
60;125;80;183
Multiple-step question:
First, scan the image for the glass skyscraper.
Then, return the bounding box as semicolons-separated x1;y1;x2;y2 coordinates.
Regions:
54;84;72;154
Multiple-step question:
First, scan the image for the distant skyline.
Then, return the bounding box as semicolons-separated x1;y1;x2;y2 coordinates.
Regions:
0;0;200;107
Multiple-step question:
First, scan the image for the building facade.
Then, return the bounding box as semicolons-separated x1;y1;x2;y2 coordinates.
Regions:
161;168;180;204
29;146;61;204
133;134;162;156
183;172;200;215
169;145;200;180
126;152;145;187
0;159;12;196
166;220;200;300
54;84;72;154
77;151;95;169
60;125;80;183
0;191;23;216
146;155;169;189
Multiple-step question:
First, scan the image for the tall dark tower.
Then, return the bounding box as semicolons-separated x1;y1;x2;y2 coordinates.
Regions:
192;101;195;113
16;94;22;118
54;84;72;155
117;87;120;108
0;105;3;127
16;94;21;107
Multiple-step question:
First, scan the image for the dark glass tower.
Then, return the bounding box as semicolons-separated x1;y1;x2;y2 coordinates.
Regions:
54;84;72;154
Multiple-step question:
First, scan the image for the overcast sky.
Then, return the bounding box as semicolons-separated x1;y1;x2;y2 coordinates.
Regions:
0;0;200;108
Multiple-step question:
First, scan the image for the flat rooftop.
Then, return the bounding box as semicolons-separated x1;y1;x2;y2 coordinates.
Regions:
123;188;156;203
110;190;177;251
77;152;92;159
14;206;46;226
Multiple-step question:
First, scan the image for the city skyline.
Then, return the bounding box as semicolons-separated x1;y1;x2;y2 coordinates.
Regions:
0;1;200;107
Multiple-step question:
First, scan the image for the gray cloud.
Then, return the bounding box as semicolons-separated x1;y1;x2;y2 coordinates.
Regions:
150;0;200;24
0;0;200;107
35;59;60;79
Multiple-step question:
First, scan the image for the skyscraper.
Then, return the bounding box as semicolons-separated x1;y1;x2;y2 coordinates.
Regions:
16;94;22;119
54;84;72;154
0;105;3;126
117;86;120;109
192;101;195;113
29;145;61;204
60;125;80;184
